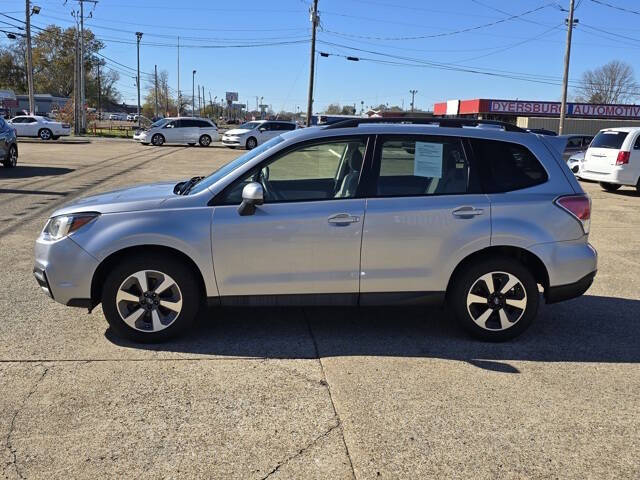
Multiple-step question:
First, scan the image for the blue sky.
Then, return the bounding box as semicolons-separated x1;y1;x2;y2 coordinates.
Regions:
2;0;640;112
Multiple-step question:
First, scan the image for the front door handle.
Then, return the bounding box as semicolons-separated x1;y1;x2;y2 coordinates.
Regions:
328;213;360;225
452;206;484;217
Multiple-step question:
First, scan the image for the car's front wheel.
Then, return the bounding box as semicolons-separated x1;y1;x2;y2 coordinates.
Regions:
2;145;17;168
151;134;164;146
101;255;201;342
246;137;257;150
600;182;621;192
449;257;539;341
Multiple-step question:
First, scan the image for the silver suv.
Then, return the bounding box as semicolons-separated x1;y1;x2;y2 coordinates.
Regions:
34;118;597;342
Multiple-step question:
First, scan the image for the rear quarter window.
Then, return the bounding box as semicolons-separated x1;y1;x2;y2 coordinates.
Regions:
469;139;548;193
591;131;628;149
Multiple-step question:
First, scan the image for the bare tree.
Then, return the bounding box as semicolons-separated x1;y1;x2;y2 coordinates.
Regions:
575;60;639;104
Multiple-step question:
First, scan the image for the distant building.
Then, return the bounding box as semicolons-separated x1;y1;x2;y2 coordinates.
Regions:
15;93;70;115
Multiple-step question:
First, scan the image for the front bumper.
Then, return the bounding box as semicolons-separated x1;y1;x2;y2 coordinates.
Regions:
34;234;99;306
221;136;241;146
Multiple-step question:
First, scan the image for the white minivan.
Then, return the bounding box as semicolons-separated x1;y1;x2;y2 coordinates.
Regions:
581;127;640;192
134;117;219;147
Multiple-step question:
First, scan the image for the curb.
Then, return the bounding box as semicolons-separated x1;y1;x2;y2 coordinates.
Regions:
19;138;92;144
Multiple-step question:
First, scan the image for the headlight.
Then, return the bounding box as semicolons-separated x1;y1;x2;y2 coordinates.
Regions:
42;212;100;240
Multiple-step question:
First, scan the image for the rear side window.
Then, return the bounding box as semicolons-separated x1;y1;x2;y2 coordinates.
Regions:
470;139;548;193
591;131;628;149
279;123;296;131
197;120;213;128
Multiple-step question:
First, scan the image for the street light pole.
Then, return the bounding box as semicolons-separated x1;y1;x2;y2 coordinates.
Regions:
135;32;142;127
192;70;196;117
409;89;418;112
25;0;35;115
559;0;576;135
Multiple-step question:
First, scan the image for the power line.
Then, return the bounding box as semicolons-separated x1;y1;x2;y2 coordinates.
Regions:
589;0;640;16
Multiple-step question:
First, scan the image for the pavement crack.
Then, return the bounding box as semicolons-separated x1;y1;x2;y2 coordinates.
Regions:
4;364;49;480
259;421;341;480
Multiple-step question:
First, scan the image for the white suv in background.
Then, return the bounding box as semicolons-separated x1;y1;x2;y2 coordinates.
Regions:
581;127;640;193
222;120;296;149
134;117;219;147
7;115;71;140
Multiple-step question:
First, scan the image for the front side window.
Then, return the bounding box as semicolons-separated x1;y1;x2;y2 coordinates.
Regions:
219;138;366;204
164;120;179;129
470;139;548;193
375;137;470;197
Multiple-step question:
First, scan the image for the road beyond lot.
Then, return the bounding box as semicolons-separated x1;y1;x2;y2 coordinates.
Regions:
1;139;638;479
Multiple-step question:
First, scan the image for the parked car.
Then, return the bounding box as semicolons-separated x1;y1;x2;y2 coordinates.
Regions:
127;114;135;122
222;120;296;149
0;116;18;168
580;127;640;192
109;113;125;121
7;115;70;140
34;118;596;343
560;134;593;160
133;117;219;147
567;150;584;176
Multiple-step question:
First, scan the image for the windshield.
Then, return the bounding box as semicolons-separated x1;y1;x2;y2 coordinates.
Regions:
188;135;285;195
238;122;262;130
150;119;168;129
591;131;628;149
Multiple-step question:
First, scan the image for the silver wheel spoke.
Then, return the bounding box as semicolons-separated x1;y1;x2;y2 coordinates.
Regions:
154;277;174;294
159;299;182;313
122;307;145;328
132;271;149;292
479;273;495;294
151;310;163;331
474;308;493;328
467;293;488;307
505;297;527;310
498;309;511;330
116;290;139;303
500;274;520;294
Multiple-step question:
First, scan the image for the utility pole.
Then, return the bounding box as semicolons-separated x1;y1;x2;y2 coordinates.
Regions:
192;70;196;117
25;0;35;115
97;62;101;119
305;0;319;127
197;84;201;116
202;86;205;116
177;36;180;116
209;91;213;118
73;21;80;134
136;32;142;127
409;89;417;112
165;83;169;117
154;64;158;119
559;0;576;135
75;0;97;132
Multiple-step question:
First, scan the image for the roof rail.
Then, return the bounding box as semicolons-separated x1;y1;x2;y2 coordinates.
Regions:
323;116;526;133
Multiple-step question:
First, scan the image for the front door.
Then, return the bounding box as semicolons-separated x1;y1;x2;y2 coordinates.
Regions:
359;135;491;298
211;136;369;302
162;119;184;143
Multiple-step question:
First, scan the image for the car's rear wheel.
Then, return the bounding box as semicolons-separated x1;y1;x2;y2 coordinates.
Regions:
600;182;621;192
449;257;539;341
151;133;164;146
101;255;201;342
246;137;257;150
2;145;17;168
199;134;211;147
38;128;52;140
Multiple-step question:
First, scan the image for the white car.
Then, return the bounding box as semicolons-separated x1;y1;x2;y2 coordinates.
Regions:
580;127;640;192
134;117;219;147
7;115;70;140
222;120;296;149
567;151;584;176
127;114;135;121
109;113;125;121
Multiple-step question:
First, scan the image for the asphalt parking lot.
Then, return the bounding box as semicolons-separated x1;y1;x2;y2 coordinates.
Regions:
1;139;638;479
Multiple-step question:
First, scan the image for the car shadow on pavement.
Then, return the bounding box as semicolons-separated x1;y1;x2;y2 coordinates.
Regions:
0;166;73;179
105;294;640;372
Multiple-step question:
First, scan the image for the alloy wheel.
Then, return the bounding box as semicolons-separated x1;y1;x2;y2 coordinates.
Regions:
40;129;51;140
8;147;17;167
115;270;183;332
466;271;527;331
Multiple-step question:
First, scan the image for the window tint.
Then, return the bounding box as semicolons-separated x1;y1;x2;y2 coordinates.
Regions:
165;120;178;128
260;123;273;131
278;122;296;131
583;136;593;147
375;137;469;197
25;117;37;123
470;139;548;193
566;137;582;148
197;120;213;128
221;139;366;204
591;131;628;149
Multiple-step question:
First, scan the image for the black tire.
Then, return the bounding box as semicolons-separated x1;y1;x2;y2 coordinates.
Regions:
188;143;196;147
151;133;165;146
101;254;202;343
52;135;60;140
246;137;257;150
38;128;53;140
2;145;17;168
600;182;621;192
141;142;149;146
449;256;539;341
199;134;211;147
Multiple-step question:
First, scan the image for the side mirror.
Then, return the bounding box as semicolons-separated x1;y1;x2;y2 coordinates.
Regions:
258;127;266;132
238;182;264;216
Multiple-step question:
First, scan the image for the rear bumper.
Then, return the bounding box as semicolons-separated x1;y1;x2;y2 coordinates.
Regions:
580;167;637;186
546;271;596;304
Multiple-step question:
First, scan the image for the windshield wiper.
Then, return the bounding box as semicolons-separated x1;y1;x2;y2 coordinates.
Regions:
175;176;204;195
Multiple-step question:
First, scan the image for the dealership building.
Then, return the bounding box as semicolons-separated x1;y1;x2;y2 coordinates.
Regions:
434;98;640;134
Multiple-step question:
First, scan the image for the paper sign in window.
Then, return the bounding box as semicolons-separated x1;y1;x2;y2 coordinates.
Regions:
414;142;443;178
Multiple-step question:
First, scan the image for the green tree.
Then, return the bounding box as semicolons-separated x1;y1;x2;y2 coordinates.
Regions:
325;103;341;114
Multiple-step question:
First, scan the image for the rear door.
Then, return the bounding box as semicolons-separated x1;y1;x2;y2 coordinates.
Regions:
584;130;628;174
181;119;199;143
359;134;490;298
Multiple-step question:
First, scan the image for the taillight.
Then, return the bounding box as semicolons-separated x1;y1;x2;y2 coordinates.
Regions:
555;194;591;234
616;151;630;165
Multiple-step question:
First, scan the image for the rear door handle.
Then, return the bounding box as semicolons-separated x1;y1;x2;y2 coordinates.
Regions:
328;213;360;225
452;206;484;217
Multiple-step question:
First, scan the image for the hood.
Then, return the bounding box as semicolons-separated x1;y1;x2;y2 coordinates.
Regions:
52;181;177;216
224;128;252;136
